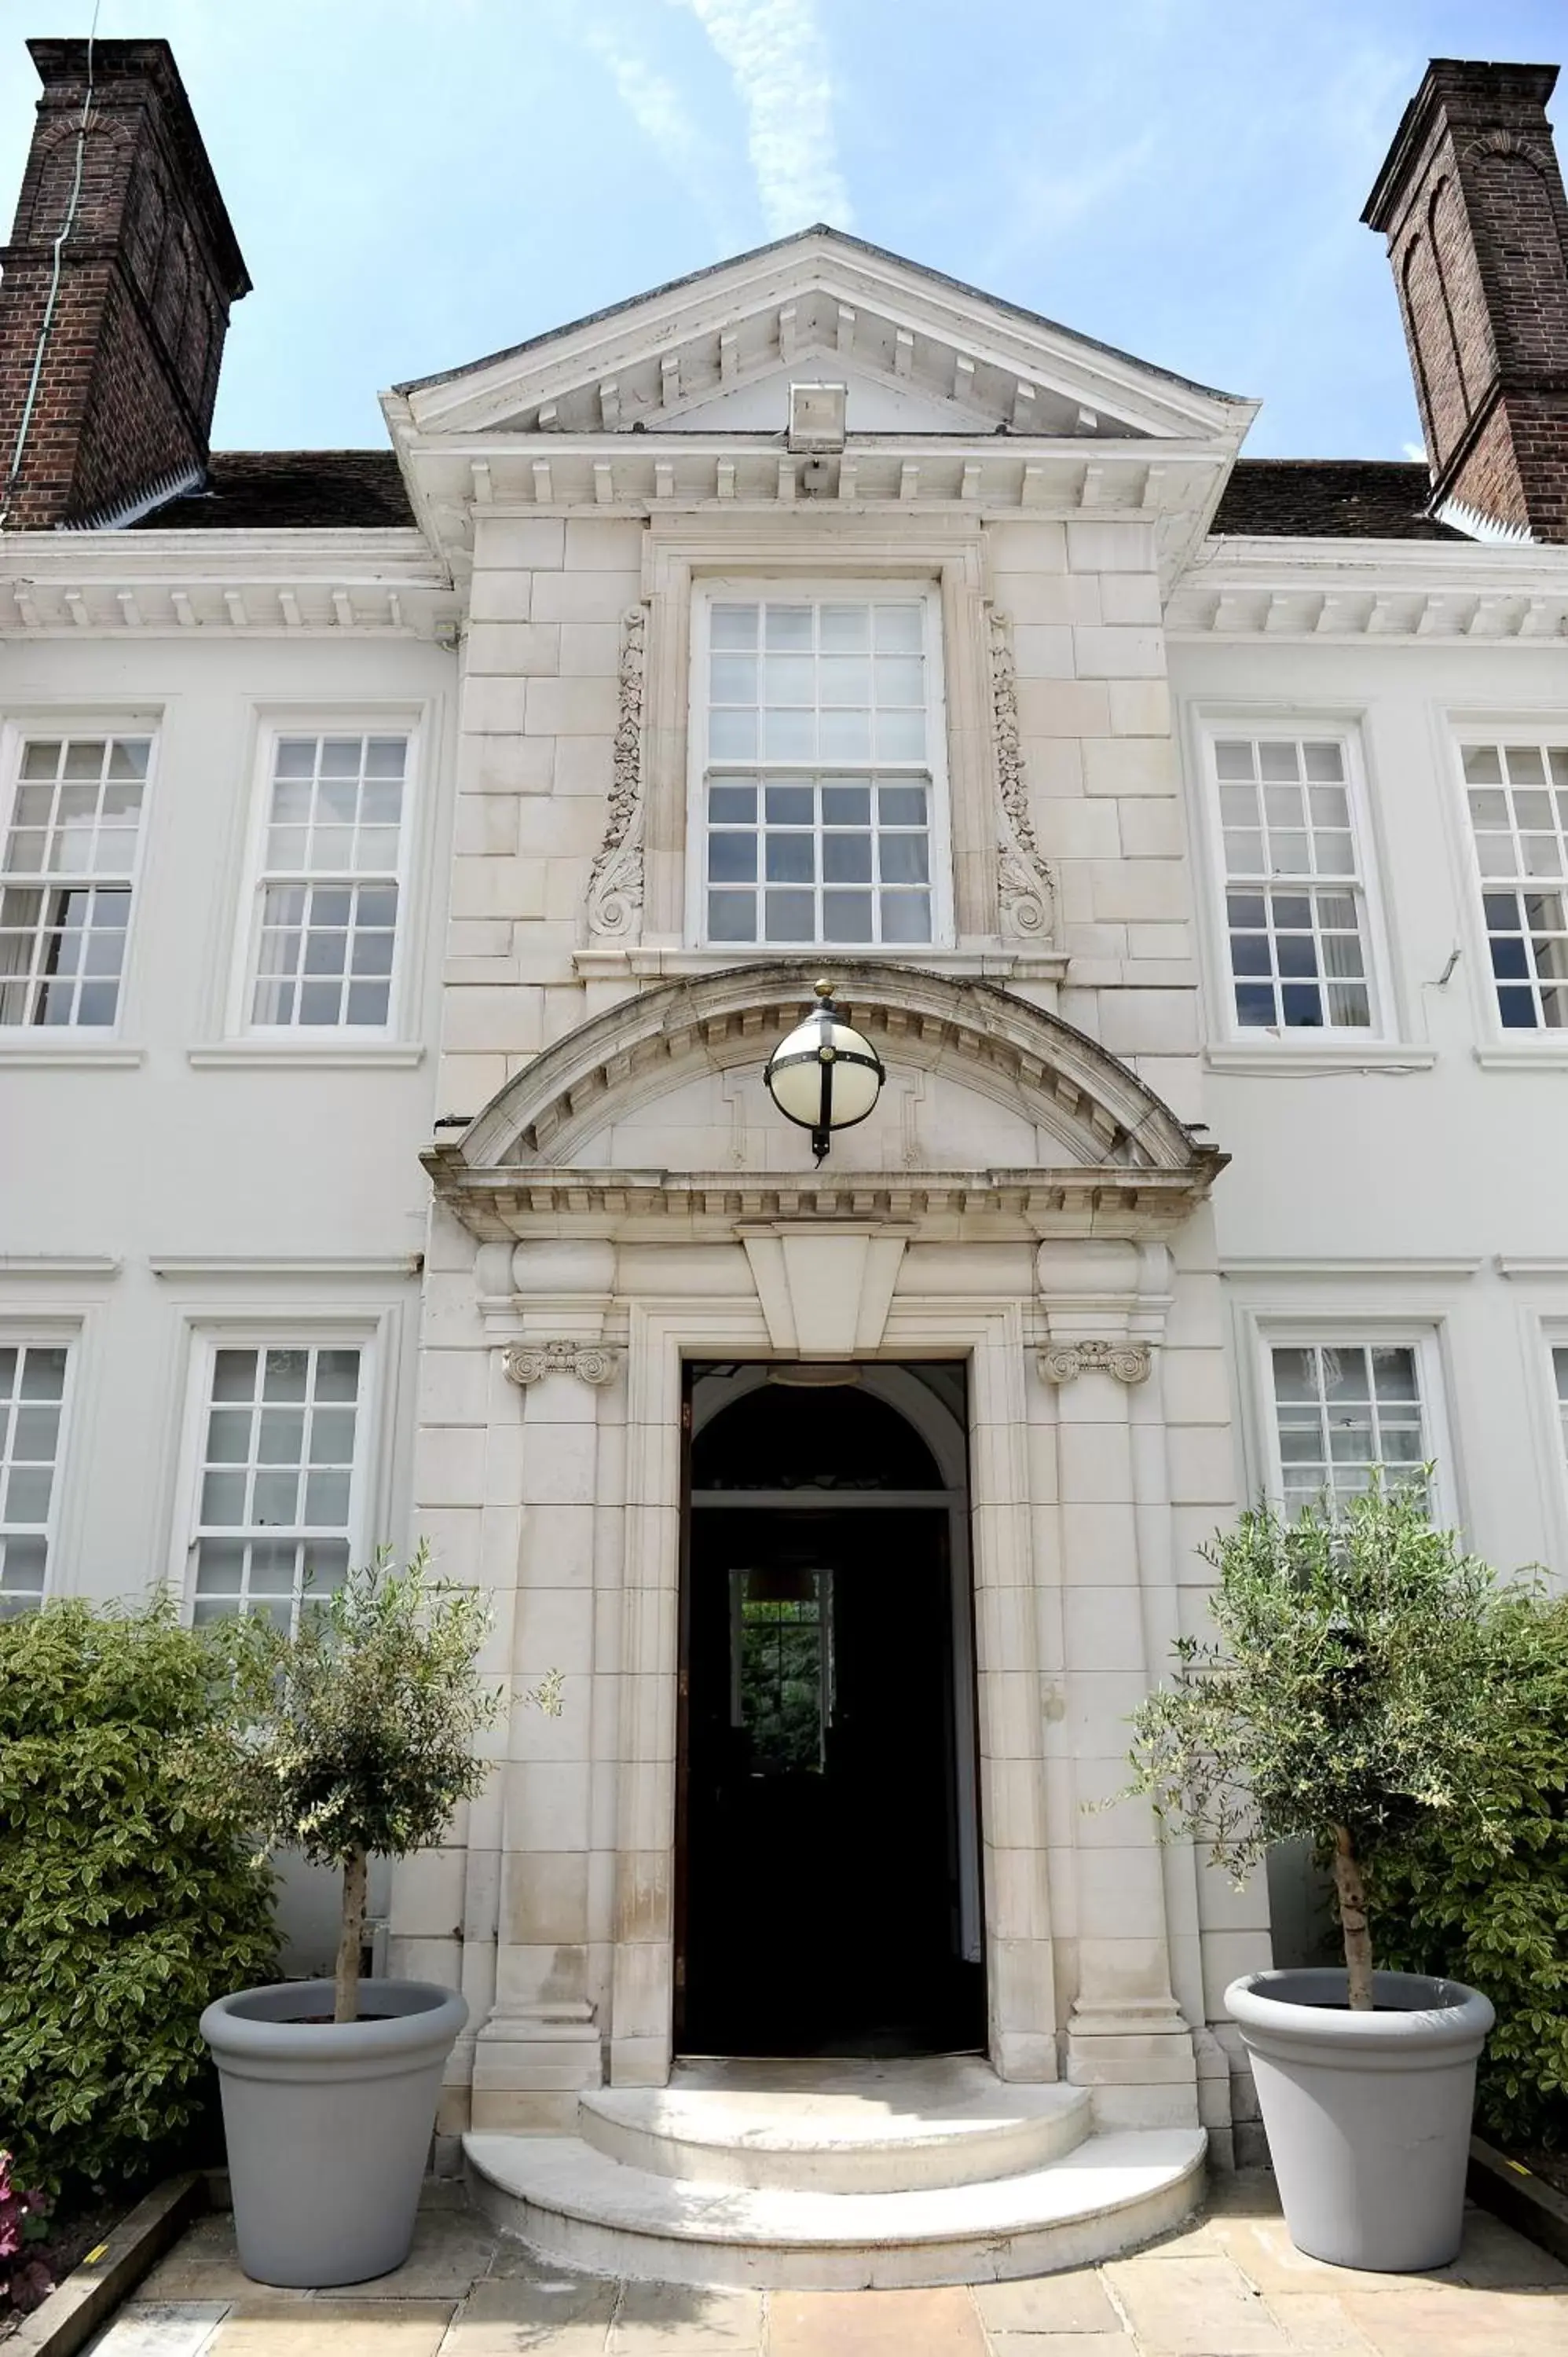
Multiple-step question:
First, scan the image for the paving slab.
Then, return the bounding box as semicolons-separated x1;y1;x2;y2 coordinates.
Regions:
972;2269;1123;2333
339;2213;504;2301
1333;2283;1568;2357
135;2220;306;2306
1103;2252;1292;2354
456;2275;617;2330
87;2303;232;2355
609;2282;762;2351
438;2316;614;2357
209;2300;456;2355
769;2286;988;2356
1257;2291;1379;2353
984;2339;1135;2356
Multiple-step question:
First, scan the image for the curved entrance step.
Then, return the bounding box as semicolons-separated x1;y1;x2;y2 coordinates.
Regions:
463;2124;1207;2291
579;2058;1092;2192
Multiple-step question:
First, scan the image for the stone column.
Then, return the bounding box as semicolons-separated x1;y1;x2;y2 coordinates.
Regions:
471;1238;618;2132
1036;1237;1199;2131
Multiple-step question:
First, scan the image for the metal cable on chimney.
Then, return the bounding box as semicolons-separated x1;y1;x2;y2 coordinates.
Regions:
0;0;101;532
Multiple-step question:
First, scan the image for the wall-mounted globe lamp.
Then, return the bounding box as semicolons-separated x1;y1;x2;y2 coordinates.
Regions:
763;979;885;1165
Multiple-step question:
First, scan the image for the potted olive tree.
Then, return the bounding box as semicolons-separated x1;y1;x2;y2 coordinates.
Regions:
200;1545;559;2289
1124;1483;1498;2272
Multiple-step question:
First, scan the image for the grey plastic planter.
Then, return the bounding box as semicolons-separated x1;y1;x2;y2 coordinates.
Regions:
1225;1967;1494;2273
201;1978;467;2288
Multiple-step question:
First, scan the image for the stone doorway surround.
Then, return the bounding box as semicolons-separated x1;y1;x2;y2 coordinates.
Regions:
411;961;1262;2149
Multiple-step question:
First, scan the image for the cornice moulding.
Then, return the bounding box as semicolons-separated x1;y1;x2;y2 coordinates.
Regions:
0;1044;145;1068
186;1043;427;1069
429;1165;1220;1245
406;436;1232;593
1222;1256;1484;1280
0;528;440;577
148;1255;422;1279
0;1255;122;1278
1203;1044;1438;1075
1172;533;1568;642
0;530;457;640
571;944;1071;984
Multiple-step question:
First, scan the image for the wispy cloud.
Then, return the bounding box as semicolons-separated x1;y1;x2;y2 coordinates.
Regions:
676;0;851;236
586;20;733;238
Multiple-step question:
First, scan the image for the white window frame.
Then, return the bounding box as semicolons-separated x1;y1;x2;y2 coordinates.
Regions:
0;1324;79;1613
1249;1318;1456;1527
0;717;158;1039
1194;715;1397;1049
1539;1321;1568;1546
683;576;954;953
228;713;423;1042
168;1321;382;1628
1451;725;1568;1043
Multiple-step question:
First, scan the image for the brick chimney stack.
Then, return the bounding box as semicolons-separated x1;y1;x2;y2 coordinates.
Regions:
1365;60;1568;542
0;38;250;531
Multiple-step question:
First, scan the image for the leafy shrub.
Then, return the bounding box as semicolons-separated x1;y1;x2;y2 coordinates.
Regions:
1123;1484;1501;2006
0;1599;277;2194
1373;1584;1568;2146
218;1543;548;2023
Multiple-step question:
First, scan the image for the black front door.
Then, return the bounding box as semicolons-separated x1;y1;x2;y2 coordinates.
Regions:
678;1501;984;2057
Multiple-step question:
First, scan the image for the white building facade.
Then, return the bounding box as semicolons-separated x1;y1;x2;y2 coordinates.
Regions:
5;37;1568;2271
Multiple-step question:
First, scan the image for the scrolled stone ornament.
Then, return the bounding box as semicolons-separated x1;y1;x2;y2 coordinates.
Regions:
584;605;648;942
501;1340;624;1388
1038;1339;1152;1386
988;607;1057;943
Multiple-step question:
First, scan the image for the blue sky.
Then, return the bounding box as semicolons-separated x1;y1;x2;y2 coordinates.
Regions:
2;1;1564;457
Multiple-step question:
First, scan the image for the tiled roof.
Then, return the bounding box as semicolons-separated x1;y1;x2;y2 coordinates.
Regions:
132;450;415;530
1212;458;1464;540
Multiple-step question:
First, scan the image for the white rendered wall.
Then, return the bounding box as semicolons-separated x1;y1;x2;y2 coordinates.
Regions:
1169;629;1568;1584
0;623;458;1607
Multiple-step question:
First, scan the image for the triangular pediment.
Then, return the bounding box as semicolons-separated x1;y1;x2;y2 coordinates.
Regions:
391;226;1247;447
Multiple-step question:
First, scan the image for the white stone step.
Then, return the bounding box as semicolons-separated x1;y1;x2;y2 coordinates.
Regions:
578;2058;1092;2192
463;2125;1207;2291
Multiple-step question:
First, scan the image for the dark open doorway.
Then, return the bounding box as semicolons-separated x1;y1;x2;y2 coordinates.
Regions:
676;1364;985;2059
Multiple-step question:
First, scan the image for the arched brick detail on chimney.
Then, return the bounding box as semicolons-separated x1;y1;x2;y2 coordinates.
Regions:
1398;196;1473;458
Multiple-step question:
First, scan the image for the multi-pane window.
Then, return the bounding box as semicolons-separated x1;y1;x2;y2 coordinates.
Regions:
1213;735;1374;1032
0;736;149;1028
701;596;938;946
1461;740;1568;1030
1270;1343;1428;1516
189;1344;362;1629
248;735;407;1028
1553;1348;1568;1468
0;1344;68;1618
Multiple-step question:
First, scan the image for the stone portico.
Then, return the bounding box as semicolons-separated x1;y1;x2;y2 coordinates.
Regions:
396;960;1260;2179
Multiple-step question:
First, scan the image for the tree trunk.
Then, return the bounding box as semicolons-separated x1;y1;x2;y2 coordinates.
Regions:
1332;1824;1375;2011
335;1848;368;2025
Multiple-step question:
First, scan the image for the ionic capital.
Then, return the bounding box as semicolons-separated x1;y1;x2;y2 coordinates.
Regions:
501;1340;623;1388
1039;1338;1151;1386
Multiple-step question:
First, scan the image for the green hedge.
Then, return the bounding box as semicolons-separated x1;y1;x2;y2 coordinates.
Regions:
0;1599;277;2193
1374;1585;1568;2148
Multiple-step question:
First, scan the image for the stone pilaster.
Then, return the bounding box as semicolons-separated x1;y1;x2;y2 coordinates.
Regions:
1036;1237;1199;2131
470;1238;617;2131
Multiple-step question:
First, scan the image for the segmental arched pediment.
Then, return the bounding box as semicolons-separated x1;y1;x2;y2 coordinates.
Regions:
424;962;1225;1243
